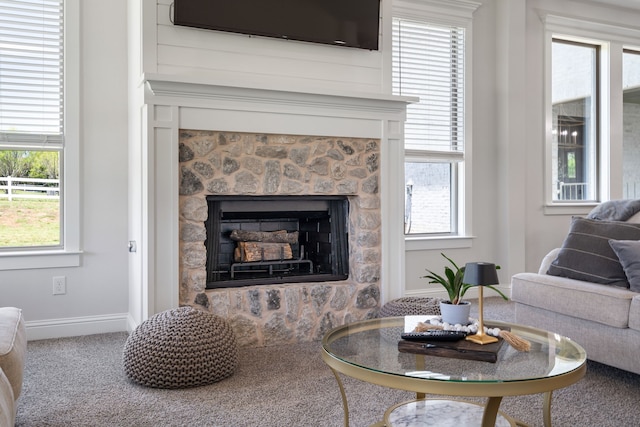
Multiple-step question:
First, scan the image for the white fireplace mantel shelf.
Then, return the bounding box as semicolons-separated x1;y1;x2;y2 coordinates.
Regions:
143;74;418;115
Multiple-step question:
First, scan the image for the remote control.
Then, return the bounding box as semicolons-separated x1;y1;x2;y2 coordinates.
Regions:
401;330;468;342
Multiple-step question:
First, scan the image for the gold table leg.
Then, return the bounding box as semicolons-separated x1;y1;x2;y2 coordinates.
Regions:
483;396;503;427
415;355;426;400
543;391;553;427
329;367;350;427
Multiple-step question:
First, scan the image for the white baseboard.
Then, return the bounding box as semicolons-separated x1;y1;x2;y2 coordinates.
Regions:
401;284;512;302
25;313;129;341
126;313;140;334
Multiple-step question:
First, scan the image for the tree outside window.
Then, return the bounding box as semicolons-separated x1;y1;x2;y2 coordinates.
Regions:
0;0;64;249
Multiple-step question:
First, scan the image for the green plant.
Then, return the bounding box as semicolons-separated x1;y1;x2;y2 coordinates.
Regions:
422;253;508;305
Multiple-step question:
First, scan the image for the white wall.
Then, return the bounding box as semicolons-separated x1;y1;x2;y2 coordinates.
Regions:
150;0;388;95
0;0;130;339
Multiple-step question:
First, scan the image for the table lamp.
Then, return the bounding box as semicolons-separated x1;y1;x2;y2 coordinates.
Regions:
463;262;499;345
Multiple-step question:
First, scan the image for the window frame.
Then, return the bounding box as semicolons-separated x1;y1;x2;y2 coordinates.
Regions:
549;38;601;204
0;0;81;270
403;151;462;236
392;0;477;250
622;48;640;199
543;14;640;215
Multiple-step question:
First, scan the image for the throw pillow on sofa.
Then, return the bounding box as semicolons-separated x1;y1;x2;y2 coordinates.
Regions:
547;217;640;287
609;239;640;292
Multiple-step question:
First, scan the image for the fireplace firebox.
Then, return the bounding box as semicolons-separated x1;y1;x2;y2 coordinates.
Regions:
205;196;349;288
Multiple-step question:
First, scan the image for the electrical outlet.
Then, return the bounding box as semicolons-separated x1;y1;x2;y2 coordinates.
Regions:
53;276;66;295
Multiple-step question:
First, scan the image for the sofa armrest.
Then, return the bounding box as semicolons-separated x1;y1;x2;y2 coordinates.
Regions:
539;248;561;274
0;307;26;401
0;368;14;427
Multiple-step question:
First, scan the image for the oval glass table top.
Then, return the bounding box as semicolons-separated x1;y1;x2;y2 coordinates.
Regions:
322;316;586;386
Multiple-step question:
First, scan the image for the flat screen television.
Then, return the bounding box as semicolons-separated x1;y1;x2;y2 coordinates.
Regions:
172;0;381;50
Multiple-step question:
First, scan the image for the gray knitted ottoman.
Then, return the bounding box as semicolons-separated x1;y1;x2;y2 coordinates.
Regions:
123;306;238;389
379;297;441;317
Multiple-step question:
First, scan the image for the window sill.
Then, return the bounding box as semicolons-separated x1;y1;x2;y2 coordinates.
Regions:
0;250;82;271
405;235;474;251
543;203;596;216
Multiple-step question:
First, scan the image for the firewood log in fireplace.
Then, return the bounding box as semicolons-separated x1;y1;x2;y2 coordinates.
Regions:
230;230;298;262
234;242;293;262
229;229;299;244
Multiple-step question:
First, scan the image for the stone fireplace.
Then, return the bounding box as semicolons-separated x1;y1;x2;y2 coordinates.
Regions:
179;130;382;346
137;79;411;348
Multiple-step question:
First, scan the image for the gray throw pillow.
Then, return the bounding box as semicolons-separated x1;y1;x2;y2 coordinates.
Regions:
546;217;640;287
609;239;640;292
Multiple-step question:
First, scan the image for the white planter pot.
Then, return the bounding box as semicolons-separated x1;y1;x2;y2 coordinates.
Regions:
439;301;471;325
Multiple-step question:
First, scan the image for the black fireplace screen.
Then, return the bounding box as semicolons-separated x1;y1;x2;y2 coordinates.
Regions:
205;196;349;288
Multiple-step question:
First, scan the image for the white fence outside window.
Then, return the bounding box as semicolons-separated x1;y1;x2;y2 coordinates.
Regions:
0;177;60;201
556;181;587;201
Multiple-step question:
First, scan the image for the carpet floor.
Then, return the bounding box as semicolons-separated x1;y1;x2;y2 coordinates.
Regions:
15;298;640;426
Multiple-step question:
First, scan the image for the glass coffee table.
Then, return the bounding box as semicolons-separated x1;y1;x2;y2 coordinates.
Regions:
321;316;586;427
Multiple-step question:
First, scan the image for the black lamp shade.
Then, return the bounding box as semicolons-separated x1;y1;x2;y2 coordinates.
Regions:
463;262;499;286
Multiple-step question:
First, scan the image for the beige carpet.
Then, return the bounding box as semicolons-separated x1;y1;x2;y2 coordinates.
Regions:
15;298;640;426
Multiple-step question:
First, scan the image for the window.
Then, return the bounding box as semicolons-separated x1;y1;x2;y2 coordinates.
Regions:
0;0;63;249
623;49;640;199
550;39;598;202
545;16;640;209
392;16;468;236
0;0;79;269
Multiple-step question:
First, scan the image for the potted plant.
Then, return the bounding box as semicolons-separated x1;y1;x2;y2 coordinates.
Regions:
422;253;508;324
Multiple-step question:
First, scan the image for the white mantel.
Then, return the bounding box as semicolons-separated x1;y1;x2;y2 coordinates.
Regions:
128;75;414;327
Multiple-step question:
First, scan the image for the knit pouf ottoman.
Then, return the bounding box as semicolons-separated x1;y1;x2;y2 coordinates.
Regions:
379;297;441;317
123;306;238;389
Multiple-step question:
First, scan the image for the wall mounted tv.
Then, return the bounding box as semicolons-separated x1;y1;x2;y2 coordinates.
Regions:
172;0;381;50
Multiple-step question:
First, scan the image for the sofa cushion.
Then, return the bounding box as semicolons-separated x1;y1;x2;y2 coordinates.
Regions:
587;199;640;221
512;272;637;328
546;217;640;287
0;307;26;400
609;240;640;292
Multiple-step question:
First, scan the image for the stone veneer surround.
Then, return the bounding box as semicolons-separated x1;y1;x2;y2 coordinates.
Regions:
179;130;382;347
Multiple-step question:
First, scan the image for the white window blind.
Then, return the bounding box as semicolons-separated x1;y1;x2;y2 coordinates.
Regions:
0;0;64;147
392;18;465;153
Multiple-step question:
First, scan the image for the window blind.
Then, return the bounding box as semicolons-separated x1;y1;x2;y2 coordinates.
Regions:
392;18;465;153
0;0;64;146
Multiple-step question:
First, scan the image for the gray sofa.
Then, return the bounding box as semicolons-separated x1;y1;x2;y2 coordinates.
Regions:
511;204;640;375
